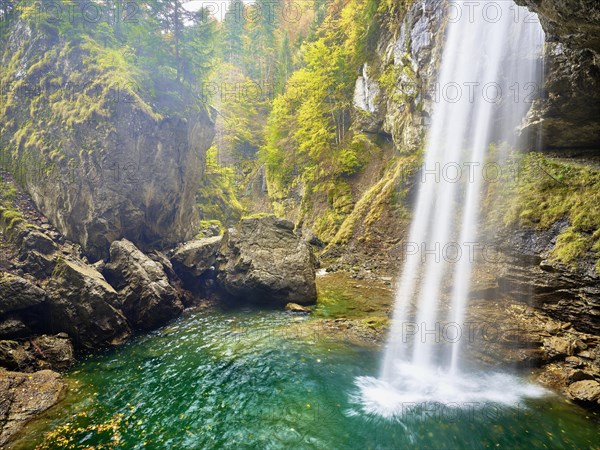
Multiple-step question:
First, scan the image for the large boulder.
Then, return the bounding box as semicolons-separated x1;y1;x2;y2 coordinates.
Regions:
0;273;46;316
0;369;66;447
103;240;183;330
171;236;222;278
217;216;317;306
567;379;600;404
46;259;131;351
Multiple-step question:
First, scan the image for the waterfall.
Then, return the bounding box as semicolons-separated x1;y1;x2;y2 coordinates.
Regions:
355;1;546;417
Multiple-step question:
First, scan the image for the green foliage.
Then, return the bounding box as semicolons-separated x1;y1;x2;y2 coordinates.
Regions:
275;32;293;94
0;179;31;240
496;153;600;272
196;146;244;226
195;220;224;238
221;0;245;65
258;0;420;241
261;0;380;191
378;58;416;104
210;63;268;171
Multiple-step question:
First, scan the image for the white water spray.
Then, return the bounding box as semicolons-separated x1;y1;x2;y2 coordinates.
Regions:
356;1;546;415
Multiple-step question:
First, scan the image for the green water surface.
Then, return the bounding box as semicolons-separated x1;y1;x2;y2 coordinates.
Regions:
11;308;600;450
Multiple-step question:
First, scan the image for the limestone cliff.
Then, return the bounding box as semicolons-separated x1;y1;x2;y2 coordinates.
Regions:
0;17;215;260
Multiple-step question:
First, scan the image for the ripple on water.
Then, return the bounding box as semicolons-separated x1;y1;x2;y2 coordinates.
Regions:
9;309;600;450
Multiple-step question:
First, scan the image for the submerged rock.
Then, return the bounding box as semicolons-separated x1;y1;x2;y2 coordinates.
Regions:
217;216;317;306
0;369;66;446
46;258;131;351
103;240;183;330
285;303;312;314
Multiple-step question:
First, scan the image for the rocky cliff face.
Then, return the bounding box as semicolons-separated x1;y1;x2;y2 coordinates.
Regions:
0;19;215;261
316;0;446;268
494;221;600;336
516;0;600;149
370;0;446;152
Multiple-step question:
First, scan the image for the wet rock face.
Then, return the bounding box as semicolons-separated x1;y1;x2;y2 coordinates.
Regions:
217;216;318;306
103;240;184;330
46;258;131;351
495;222;600;336
0;369;66;447
24;109;215;261
516;0;600;149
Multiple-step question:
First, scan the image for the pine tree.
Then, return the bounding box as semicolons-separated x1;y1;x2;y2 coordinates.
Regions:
275;31;293;94
149;0;196;81
221;0;245;66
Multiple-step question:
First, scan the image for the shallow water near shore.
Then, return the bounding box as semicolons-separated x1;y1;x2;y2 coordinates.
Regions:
10;307;600;450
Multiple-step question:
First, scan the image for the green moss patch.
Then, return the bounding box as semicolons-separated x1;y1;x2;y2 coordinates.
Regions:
494;153;600;272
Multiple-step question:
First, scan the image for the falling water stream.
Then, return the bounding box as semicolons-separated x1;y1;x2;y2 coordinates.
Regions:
356;1;548;416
